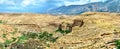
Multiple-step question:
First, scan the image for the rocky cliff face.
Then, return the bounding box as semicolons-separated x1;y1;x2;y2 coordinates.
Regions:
48;0;120;15
0;12;120;49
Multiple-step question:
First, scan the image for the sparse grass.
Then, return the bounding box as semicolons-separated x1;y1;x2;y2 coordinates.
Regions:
11;28;18;35
2;34;7;38
27;31;57;42
0;12;120;49
17;35;28;44
81;13;94;16
4;40;13;45
9;39;45;49
0;30;58;49
26;32;38;39
0;20;4;24
16;31;57;44
0;42;4;49
13;31;57;48
0;20;3;24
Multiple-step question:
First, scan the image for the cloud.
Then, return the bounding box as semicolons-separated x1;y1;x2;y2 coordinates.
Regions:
21;0;47;7
63;0;107;6
0;0;16;5
21;0;34;7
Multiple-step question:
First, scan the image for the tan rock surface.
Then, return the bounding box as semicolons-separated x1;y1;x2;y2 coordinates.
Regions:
0;12;120;49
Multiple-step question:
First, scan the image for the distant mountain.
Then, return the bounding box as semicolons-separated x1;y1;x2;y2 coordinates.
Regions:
47;0;120;15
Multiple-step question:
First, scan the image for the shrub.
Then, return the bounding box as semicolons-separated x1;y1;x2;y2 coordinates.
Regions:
115;40;120;49
10;40;44;49
64;30;71;34
0;42;4;49
17;35;28;44
38;31;57;42
4;40;13;45
9;31;57;49
20;31;57;42
0;20;4;24
2;34;7;38
55;28;71;34
0;29;58;49
26;32;38;39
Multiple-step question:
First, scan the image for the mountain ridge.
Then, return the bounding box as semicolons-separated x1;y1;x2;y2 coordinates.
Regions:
48;0;120;15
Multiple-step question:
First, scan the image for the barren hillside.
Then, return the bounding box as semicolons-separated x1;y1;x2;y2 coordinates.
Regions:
0;12;120;49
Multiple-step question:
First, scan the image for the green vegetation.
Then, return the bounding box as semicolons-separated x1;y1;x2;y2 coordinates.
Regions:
38;31;57;42
12;40;44;49
22;31;57;42
0;27;71;49
115;40;120;49
17;31;57;44
11;28;18;35
27;32;38;39
3;39;15;49
17;35;28;43
0;20;4;24
4;40;13;45
2;34;7;38
0;31;58;49
0;42;3;49
55;28;71;34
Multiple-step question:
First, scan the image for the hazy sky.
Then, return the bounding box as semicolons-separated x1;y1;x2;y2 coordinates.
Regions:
0;0;107;13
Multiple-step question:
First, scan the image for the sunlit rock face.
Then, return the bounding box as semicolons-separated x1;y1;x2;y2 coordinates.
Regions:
48;0;120;15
